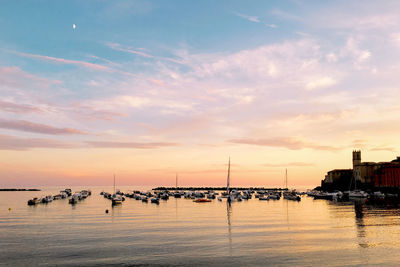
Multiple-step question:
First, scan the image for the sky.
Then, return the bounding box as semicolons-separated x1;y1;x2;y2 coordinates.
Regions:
1;0;400;187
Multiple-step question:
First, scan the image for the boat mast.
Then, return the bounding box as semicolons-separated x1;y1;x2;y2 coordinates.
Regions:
285;168;288;189
113;173;116;194
227;157;231;194
176;173;178;189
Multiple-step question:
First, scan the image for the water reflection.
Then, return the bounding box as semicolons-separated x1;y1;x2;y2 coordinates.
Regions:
4;187;400;266
354;201;367;247
326;198;400;249
226;201;232;255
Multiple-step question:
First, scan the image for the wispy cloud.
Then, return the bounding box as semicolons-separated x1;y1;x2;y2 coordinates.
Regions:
0;134;77;150
86;141;179;149
233;12;260;23
0;66;62;88
106;42;185;65
11;51;111;71
0;101;43;114
229;137;341;151
106;42;154;58
370;147;396;152
0;119;85;135
263;162;315;167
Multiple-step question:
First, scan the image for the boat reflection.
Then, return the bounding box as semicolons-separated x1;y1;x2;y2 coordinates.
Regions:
227;201;232;256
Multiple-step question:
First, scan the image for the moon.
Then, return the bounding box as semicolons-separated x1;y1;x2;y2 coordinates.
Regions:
73;24;76;30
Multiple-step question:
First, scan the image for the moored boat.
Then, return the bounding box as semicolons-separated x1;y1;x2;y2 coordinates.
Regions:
151;198;160;204
193;199;212;203
27;197;40;205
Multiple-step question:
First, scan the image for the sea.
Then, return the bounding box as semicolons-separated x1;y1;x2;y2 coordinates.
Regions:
1;186;400;266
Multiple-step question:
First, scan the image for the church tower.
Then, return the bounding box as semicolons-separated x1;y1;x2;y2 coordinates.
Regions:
352;150;361;168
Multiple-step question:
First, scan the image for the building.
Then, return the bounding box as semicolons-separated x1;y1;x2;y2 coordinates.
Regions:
374;158;400;190
322;169;353;191
352;150;381;187
322;151;400;191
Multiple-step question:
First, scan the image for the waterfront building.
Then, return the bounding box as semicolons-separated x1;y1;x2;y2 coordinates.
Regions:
352;150;381;187
374;158;400;190
322;151;400;191
322;169;353;191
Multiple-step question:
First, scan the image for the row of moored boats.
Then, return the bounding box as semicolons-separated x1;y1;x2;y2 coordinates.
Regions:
99;188;303;206
27;189;91;205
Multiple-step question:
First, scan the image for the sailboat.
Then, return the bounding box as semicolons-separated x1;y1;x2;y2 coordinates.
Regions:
173;173;181;198
283;169;301;201
112;174;122;205
348;174;368;198
226;157;235;203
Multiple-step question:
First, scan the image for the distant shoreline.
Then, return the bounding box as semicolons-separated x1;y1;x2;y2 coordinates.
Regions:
153;187;288;191
0;189;41;191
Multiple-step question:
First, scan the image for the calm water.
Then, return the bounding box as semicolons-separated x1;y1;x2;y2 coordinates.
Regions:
2;186;400;266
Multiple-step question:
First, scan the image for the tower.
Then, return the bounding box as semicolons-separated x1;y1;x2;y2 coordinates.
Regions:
352;150;361;168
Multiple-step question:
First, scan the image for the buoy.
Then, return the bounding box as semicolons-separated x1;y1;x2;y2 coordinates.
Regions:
105;209;109;213
8;208;11;211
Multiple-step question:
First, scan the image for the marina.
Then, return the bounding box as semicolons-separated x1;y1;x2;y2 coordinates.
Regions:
2;0;400;265
2;186;400;266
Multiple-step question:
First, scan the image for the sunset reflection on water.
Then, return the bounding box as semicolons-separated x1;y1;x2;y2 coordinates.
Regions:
1;186;400;266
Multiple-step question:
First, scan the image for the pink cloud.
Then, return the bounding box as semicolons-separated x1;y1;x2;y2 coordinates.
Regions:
0;134;77;150
0;119;86;135
86;141;179;149
0;66;62;88
0;101;43;114
14;51;111;71
229;137;340;151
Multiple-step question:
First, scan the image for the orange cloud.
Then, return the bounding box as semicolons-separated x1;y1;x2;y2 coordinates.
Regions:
229;137;341;151
86;141;179;149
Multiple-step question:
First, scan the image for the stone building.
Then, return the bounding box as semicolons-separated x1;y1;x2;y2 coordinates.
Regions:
321;151;400;191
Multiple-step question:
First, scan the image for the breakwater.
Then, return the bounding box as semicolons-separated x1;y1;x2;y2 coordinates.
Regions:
0;188;41;191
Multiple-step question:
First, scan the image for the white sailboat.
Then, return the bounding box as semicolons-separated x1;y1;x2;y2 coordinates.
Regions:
112;174;122;205
227;157;235;203
348;172;368;198
283;169;301;201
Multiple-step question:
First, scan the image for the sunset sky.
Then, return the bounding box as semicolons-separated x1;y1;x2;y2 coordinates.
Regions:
1;0;400;187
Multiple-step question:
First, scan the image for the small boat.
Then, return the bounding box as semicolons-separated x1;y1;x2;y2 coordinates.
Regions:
160;194;169;200
69;194;79;204
53;194;62;200
27;197;40;205
151;198;160;204
349;190;368;198
207;194;216;199
41;195;53;203
283;192;301;201
193;199;212;203
268;193;280;200
259;196;270;201
112;194;123;205
141;196;149;202
64;189;72;196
